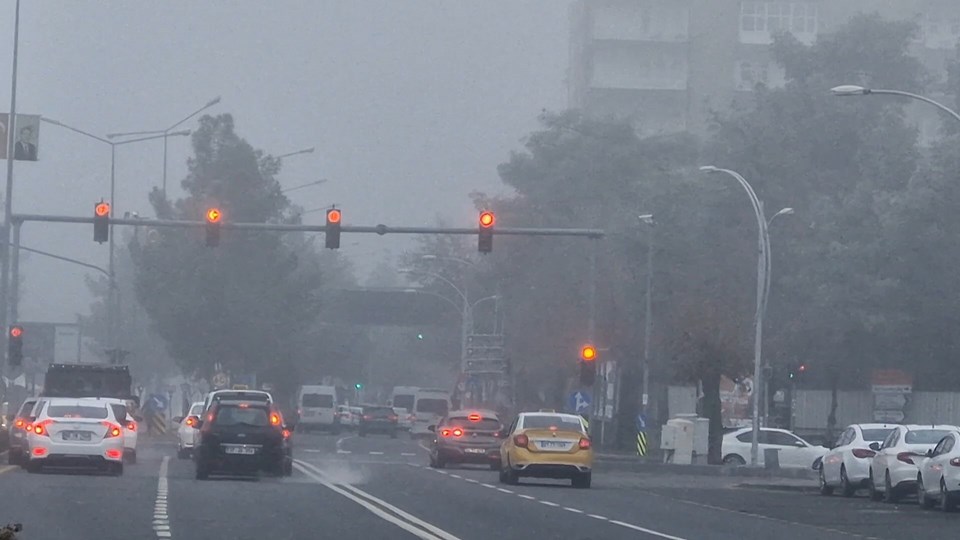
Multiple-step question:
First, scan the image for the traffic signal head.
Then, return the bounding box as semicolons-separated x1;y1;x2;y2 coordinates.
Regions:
580;345;597;362
205;207;222;247
8;325;23;367
579;361;595;387
798;364;807;374
93;201;110;243
325;208;342;249
355;382;363;390
478;211;494;253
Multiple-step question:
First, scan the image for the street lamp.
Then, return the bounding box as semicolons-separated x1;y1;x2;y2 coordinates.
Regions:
637;213;655;414
41;117;189;349
106;96;221;197
699;165;769;467
830;85;960;124
398;267;471;361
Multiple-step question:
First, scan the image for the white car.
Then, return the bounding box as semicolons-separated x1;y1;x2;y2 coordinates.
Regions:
25;397;125;475
348;406;363;428
99;397;139;464
176;401;206;459
917;429;960;511
819;423;897;497
721;427;827;469
869;424;958;503
392;407;412;431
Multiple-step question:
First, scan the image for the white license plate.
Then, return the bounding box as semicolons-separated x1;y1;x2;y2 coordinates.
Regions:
63;431;92;441
464;448;486;454
224;446;257;455
537;440;569;450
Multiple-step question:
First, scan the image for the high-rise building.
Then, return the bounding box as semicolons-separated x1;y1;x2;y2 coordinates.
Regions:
568;0;960;140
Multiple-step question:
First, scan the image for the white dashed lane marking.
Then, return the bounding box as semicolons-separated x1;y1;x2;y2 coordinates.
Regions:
154;456;172;538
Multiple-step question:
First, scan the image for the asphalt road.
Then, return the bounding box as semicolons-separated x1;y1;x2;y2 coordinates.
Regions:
2;430;960;539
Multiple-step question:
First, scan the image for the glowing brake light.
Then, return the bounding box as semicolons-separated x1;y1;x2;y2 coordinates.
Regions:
270;413;281;426
15;419;24;428
452;428;463;437
126;421;137;432
950;458;960;468
186;416;196;427
282;429;291;439
441;429;451;437
32;447;47;457
851;448;875;459
105;448;123;459
468;413;482;422
514;433;529;448
102;422;122;438
578;437;591;450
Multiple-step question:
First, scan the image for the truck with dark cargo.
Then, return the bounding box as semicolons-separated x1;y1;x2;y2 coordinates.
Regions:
40;364;134;401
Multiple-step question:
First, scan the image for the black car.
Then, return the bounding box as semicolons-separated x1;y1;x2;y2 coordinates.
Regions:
358;405;398;438
192;399;293;479
428;410;503;470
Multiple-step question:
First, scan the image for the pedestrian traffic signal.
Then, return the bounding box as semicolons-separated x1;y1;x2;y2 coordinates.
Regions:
326;208;341;249
788;362;807;380
8;325;23;367
478;211;494;253
205;207;222;247
93;201;110;243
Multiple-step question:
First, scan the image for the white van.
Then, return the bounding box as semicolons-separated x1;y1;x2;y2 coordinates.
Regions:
297;385;340;432
390;387;418;414
409;388;451;437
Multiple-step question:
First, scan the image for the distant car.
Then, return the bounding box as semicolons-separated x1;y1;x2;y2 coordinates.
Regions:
409;389;451;438
176;401;206;459
392;407;412;431
298;385;340;433
6;398;36;466
429;410;502;470
203;389;273;412
499;411;592;488
193;398;292;479
869;424;958;502
917;429;960;511
819;423;897;497
348;406;363;428
25;397;125;475
721;427;827;469
358;405;398;438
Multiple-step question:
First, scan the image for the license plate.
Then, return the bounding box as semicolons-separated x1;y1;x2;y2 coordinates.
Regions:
63;431;92;441
224;446;257;455
537;440;569;450
464;448;486;454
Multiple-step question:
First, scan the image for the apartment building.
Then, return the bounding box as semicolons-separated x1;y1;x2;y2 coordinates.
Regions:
568;0;960;139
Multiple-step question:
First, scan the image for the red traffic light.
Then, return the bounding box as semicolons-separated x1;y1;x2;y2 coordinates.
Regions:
479;211;495;228
95;202;111;217
9;326;22;338
206;208;222;223
580;345;597;362
798;364;807;373
327;209;342;224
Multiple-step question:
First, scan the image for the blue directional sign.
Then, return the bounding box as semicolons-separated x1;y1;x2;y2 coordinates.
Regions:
147;393;168;412
568;390;592;414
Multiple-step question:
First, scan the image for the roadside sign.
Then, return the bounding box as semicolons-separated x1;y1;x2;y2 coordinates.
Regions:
568;390;591;414
212;371;229;388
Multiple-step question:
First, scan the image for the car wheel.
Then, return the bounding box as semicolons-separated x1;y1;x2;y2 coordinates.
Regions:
940;479;955;512
919;475;935;509
195;460;209;480
883;472;899;503
435;455;446;469
723;454;746;466
572;472;591;489
25;460;41;474
819;466;834;496
840;465;856;497
868;470;882;501
503;461;518;485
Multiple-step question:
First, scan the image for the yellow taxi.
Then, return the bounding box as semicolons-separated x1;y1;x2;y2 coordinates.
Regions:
499;410;593;488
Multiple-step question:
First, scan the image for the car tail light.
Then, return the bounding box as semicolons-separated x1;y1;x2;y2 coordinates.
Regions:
363;415;372;421
186;417;196;427
388;415;398;422
282;429;291;439
897;452;916;465
32;447;47;457
32;420;52;437
578;437;591;450
105;449;123;459
14;419;24;429
441;429;451;437
453;428;464;437
270;413;281;426
514;434;529;448
950;458;960;467
126;421;137;432
103;422;122;438
468;413;482;422
851;448;876;459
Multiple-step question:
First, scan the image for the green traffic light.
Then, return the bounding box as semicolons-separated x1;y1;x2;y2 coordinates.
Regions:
417;333;424;340
355;383;363;390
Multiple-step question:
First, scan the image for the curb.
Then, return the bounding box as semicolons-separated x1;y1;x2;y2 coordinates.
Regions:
736;482;818;493
594;457;818;480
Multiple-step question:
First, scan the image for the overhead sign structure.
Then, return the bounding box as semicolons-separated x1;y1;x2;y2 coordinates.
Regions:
0;113;41;161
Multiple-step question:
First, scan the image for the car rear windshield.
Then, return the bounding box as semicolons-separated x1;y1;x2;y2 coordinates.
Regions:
47;405;108;419
302;394;333;408
17;400;36;416
862;429;894;441
524;415;583;432
393;395;414;410
214;405;270;427
109;404;127;422
906;429;952;444
446;417;500;431
416;398;448;415
363;407;395;417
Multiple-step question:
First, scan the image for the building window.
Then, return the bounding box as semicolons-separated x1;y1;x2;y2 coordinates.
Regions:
740;2;818;44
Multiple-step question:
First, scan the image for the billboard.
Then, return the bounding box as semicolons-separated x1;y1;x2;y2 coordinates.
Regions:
0;113;41;161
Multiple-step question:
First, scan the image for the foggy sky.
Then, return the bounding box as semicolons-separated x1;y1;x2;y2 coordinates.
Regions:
0;1;572;323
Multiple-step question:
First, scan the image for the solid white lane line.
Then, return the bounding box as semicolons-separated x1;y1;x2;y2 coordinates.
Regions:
153;456;172;539
609;520;689;540
294;460;461;540
539;501;559;507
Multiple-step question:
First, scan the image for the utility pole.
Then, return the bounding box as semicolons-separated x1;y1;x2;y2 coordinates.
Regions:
639;214;655;415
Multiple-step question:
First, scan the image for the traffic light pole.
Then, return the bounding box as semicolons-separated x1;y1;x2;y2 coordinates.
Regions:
10;220;21;324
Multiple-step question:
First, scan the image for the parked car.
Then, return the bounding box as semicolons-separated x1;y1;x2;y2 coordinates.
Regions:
721;427;828;469
917;429;960;511
869;424;958;502
6;398;36;466
819;423;897;497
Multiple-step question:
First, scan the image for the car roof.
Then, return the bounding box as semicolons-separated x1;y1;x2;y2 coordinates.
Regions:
850;423;898;430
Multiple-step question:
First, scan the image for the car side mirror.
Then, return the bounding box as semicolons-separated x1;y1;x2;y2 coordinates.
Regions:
869;442;881;451
794;440;806;447
427;425;436;432
926;449;934;458
173;417;183;424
